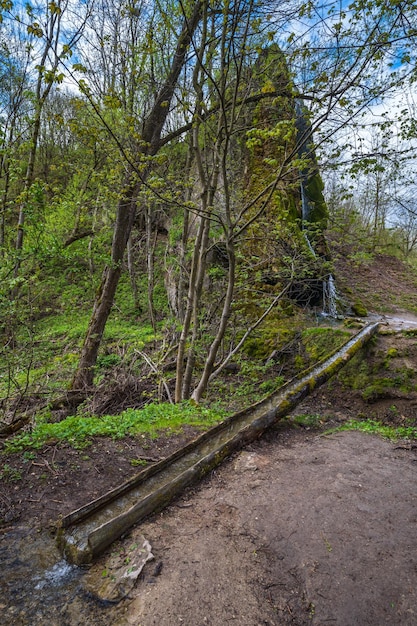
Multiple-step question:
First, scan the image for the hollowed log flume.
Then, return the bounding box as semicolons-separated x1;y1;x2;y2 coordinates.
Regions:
57;322;379;565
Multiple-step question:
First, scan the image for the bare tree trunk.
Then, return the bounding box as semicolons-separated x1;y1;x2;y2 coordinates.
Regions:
175;142;194;321
71;1;204;391
72;175;139;389
146;203;157;330
175;214;207;402
127;233;140;311
182;216;211;399
191;236;235;403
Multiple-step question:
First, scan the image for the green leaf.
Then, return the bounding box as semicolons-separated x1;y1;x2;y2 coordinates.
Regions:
27;22;43;37
72;63;87;73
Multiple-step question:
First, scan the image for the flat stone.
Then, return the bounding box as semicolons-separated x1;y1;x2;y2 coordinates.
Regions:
84;535;154;603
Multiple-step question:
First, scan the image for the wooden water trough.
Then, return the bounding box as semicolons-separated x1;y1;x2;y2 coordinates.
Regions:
57;321;380;565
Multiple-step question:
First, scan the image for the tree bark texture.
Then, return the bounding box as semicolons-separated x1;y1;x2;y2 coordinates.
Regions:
71;178;139;389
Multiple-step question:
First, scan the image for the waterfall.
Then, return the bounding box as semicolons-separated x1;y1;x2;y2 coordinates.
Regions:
303;230;316;256
296;99;337;317
299;168;312;223
296;99;314;225
300;182;316;256
296;99;316;255
322;274;338;317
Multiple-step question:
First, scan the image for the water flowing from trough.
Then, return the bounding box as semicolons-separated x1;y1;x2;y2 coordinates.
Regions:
0;526;83;625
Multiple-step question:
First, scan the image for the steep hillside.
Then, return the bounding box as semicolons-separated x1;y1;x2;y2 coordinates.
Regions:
330;237;417;316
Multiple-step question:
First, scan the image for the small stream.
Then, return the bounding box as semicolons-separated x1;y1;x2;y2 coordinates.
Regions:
382;312;417;330
0;526;88;625
2;525;154;625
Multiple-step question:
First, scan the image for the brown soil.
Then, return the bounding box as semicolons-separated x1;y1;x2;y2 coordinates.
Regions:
113;427;417;626
2;253;417;625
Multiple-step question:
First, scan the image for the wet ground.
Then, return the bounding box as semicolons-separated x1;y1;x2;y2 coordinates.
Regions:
0;527;80;625
378;311;417;331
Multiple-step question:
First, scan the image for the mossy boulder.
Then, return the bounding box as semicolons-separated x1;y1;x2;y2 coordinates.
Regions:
351;300;368;317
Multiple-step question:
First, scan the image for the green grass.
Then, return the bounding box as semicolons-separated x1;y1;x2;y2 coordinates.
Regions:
326;418;417;441
105;318;158;344
0;310;158;399
290;413;324;428
2;402;228;454
36;311;156;346
302;327;350;362
35;311;91;343
209;364;285;411
0;463;22;482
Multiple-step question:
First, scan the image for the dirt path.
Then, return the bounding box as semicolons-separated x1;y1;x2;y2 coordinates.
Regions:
76;426;417;626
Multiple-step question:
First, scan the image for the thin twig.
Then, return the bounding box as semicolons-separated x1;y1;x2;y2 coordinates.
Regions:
135;350;173;404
